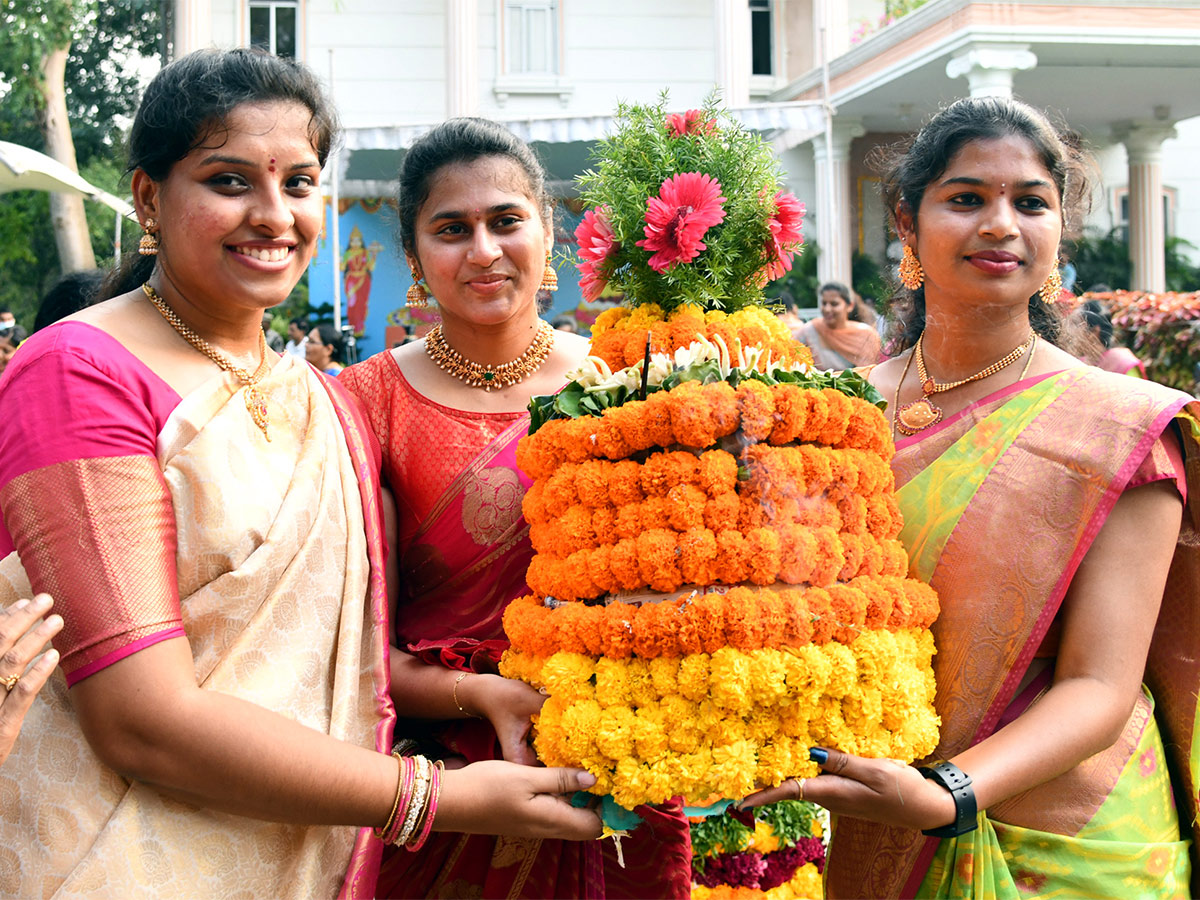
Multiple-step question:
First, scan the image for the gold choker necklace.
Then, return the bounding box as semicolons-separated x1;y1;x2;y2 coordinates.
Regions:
142;283;273;440
425;321;555;391
895;331;1036;436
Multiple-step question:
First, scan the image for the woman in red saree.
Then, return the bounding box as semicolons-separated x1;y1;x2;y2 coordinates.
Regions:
0;52;601;899
341;118;693;899
744;97;1198;898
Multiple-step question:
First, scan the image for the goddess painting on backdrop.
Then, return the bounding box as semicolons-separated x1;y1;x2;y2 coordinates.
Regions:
343;225;383;335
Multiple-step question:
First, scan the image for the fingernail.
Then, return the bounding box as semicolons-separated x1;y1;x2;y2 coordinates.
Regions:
43;614;63;630
577;771;596;788
809;747;829;765
33;594;51;609
41;649;59;666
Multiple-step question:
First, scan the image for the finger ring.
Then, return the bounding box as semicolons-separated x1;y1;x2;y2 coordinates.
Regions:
0;673;18;693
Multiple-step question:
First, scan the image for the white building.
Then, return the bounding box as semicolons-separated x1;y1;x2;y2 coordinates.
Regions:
174;0;1200;357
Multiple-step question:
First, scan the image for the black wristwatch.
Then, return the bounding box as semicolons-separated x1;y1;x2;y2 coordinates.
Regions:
917;760;978;838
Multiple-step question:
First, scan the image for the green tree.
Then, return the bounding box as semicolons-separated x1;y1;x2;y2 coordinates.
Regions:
0;0;161;324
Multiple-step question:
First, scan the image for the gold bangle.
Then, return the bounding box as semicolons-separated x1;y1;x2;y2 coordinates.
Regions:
374;752;405;840
453;671;481;719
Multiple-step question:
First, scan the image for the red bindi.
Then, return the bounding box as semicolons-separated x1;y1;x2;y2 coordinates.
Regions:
268;157;276;173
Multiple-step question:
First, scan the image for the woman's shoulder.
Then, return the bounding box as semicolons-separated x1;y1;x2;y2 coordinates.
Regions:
3;319;167;396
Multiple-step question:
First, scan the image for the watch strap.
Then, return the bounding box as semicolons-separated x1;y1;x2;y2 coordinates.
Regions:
917;760;979;838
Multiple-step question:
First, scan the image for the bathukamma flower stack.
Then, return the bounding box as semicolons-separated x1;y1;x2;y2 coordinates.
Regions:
500;98;940;812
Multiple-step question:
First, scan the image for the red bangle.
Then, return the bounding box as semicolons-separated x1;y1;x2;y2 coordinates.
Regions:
408;760;442;851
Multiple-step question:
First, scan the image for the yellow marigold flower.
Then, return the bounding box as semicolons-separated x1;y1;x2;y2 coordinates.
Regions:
541;652;596;702
596;705;637;760
709;647;754;711
749;819;780;854
710;739;758;798
595;656;635;707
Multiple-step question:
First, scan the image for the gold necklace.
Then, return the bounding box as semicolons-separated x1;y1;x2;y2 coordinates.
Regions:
894;330;1036;436
424;321;555;391
142;283;273;440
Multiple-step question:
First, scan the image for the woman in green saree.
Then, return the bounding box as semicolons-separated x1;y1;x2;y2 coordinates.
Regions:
744;97;1199;898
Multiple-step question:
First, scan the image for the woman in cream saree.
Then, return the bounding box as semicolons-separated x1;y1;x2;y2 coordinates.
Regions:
0;323;393;898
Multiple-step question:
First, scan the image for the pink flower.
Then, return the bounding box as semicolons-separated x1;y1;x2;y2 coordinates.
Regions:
636;172;727;272
760;190;806;281
575;207;618;300
666;109;717;138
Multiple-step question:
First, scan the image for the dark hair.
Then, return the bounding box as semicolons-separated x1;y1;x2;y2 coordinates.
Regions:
35;269;105;332
876;96;1090;351
818;281;853;307
397;117;550;265
100;48;340;301
312;321;347;365
1080;298;1113;348
289;316;310;331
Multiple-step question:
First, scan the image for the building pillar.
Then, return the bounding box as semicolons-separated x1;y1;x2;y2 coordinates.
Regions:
714;0;750;107
945;43;1036;98
812;118;865;288
446;0;479;117
173;0;212;57
1115;122;1177;293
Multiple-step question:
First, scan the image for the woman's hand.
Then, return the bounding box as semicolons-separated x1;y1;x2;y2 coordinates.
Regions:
739;748;956;833
459;673;546;766
0;594;63;767
436;759;603;840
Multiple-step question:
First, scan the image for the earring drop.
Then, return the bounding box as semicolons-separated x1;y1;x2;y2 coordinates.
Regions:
139;217;160;256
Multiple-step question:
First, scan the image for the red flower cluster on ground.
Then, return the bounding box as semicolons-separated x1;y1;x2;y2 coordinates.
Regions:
637;172;728;272
666;109;717;138
575;207;618;300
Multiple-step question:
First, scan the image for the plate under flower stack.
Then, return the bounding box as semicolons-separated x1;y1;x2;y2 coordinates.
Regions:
499;99;940;820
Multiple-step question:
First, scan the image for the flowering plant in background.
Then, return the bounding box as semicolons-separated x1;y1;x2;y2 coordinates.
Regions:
1084;290;1200;392
574;95;805;312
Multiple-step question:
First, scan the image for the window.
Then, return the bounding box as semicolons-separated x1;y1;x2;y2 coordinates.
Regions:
750;0;773;77
504;0;559;75
249;0;298;59
1114;187;1176;242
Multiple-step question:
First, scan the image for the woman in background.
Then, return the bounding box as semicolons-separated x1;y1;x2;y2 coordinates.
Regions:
307;320;348;375
795;280;882;369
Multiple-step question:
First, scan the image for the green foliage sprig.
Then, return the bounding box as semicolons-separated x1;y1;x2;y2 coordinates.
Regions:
577;93;801;315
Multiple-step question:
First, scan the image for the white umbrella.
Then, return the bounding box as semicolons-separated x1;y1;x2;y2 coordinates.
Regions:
0;140;135;218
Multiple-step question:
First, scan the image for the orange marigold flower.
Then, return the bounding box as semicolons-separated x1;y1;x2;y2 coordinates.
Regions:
736;380;776;442
806;587;835;644
609;538;643;590
607;459;646;506
522;480;548;524
594;417;634;460
609;400;655;453
597;605;636;659
588;545;619;596
778;523;817;584
705;493;741;533
828;584;868;643
591;506;618;545
768;383;808;445
670;381;740;449
724;591;768;650
678;528;719;585
642;450;697;497
615;503;647;540
801;391;830;443
574;460;612;507
642;390;676;447
693;595;729;653
715;529;750;584
746;527;781;585
697;449;738;496
637;528;683;592
554;601;592;655
818;389;853;446
666;484;706;532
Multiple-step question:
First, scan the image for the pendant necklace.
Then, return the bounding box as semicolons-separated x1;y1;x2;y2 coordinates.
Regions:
142;283;273;440
894;330;1037;436
425;321;555;391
